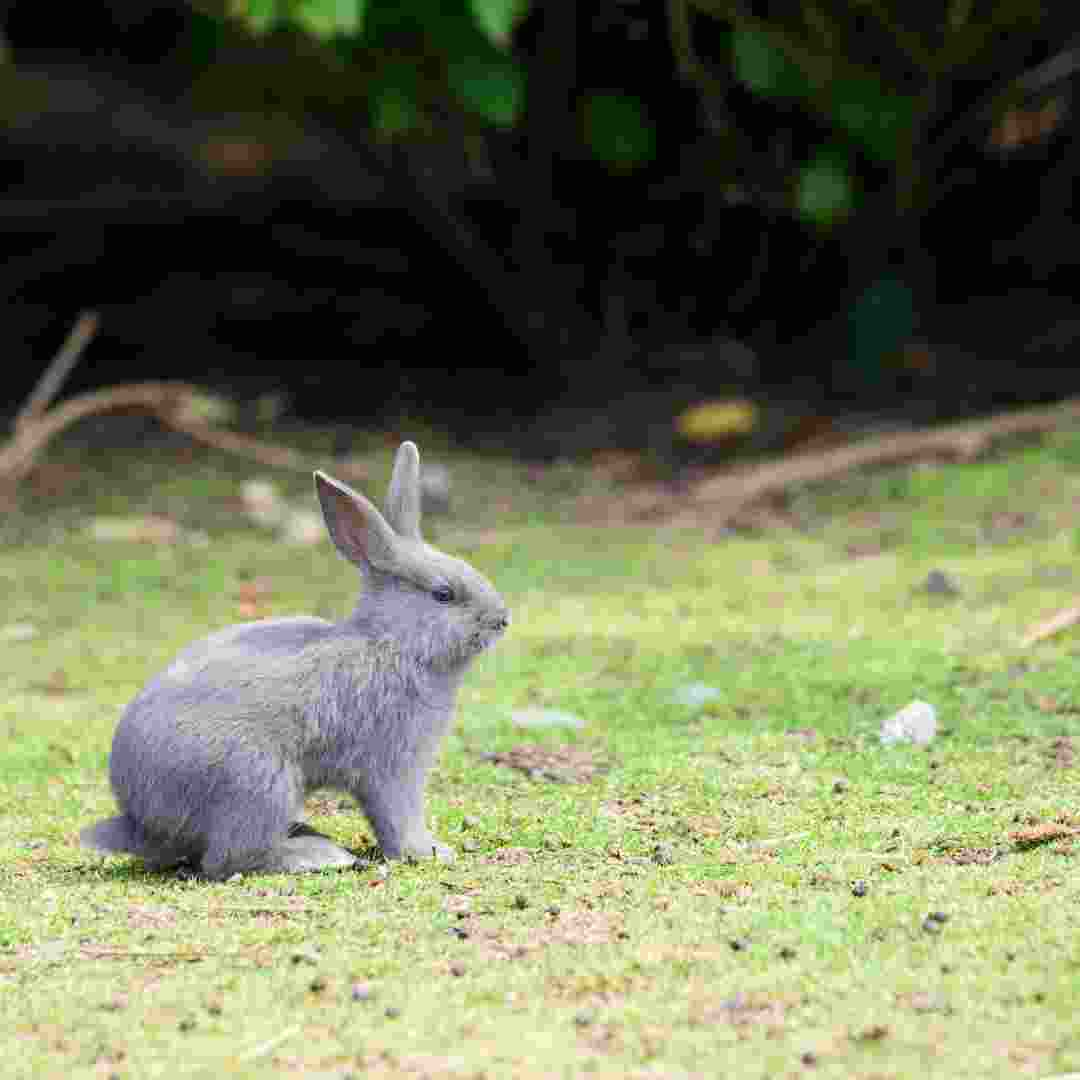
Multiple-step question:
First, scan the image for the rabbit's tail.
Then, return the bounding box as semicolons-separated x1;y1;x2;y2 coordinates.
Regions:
80;815;142;854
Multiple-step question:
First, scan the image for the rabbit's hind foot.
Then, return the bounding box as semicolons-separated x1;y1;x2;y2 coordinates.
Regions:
201;835;358;879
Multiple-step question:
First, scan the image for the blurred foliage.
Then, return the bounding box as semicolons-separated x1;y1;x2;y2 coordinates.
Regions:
220;0;1058;230
2;0;1063;411
581;92;656;171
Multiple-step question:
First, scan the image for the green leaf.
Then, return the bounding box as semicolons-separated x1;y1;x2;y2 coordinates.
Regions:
732;28;810;99
371;86;420;136
189;10;226;65
849;277;916;379
469;0;529;47
241;0;279;33
795;149;854;226
370;63;422;137
582;93;656;171
291;0;365;39
449;57;524;127
827;78;914;163
330;0;364;36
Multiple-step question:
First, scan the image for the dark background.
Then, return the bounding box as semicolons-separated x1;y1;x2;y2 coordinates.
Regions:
2;1;1079;457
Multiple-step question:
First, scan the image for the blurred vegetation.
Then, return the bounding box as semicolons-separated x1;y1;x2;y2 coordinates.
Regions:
1;1;1077;433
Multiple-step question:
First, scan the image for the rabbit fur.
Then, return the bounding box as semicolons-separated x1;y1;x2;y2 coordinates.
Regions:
80;442;510;879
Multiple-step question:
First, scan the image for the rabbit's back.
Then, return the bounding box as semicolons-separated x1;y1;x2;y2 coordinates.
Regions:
109;617;363;798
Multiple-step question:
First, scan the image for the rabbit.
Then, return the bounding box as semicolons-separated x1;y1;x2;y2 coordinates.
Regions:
80;441;510;879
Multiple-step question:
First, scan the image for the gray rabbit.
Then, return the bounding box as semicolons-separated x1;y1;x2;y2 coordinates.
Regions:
80;442;510;879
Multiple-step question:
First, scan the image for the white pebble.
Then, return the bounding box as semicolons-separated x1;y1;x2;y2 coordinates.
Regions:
880;700;937;746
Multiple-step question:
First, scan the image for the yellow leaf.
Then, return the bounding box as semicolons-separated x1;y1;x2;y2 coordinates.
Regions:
676;400;758;443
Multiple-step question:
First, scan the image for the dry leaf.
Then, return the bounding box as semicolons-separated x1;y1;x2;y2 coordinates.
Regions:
1022;605;1080;647
675;399;758;443
1009;822;1078;847
479;744;613;784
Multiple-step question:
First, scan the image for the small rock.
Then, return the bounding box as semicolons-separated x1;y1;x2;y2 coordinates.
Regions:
729;938;750;952
240;479;285;528
921;915;944;934
881;700;937;746
511;708;585;730
573;1010;594;1027
461;815;481;830
922;569;960;597
850;879;869;897
350;982;374;1002
449;963;467;977
670;683;721;707
651;842;676;866
0;623;38;642
448;926;470;940
925;910;949;925
800;1050;818;1066
546;905;561;917
281;509;324;546
290;946;320;966
384;1006;401;1019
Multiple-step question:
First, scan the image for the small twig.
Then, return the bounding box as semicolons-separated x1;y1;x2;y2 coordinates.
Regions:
0;380;370;498
1022;605;1080;648
238;1025;300;1062
80;948;207;961
14;311;99;432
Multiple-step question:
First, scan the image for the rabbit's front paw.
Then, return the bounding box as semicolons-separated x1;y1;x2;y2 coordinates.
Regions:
398;837;456;862
431;840;456;862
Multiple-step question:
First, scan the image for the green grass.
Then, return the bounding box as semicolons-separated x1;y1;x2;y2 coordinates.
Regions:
4;427;1080;1078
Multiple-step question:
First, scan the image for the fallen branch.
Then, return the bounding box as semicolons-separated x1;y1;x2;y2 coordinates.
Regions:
0;380;369;499
14;310;99;431
690;397;1080;520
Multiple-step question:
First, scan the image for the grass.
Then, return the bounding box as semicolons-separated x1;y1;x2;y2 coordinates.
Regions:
3;425;1080;1078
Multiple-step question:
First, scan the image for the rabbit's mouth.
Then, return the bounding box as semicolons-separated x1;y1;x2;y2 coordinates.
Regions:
469;620;509;654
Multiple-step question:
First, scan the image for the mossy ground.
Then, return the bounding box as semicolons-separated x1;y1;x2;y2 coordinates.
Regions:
2;425;1080;1078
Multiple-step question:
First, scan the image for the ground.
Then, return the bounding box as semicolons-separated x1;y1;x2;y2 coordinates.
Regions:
2;422;1080;1078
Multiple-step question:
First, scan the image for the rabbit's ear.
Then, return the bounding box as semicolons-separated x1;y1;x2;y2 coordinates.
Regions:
314;472;398;571
384;441;422;540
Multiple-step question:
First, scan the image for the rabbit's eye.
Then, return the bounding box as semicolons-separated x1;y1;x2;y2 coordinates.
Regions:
432;585;455;604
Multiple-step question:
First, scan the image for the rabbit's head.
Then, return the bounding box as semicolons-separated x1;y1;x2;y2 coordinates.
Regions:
315;443;510;670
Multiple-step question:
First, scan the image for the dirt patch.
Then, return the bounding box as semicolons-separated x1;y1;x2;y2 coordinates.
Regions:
1044;736;1075;768
469;909;624;964
694;992;794;1035
479;744;613;783
1009;822;1079;848
126;904;178;930
303;794;352;817
483;846;533;866
896;991;949;1013
943;847;1001;866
